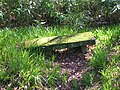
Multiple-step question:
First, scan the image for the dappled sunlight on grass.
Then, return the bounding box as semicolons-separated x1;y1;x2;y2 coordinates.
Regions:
0;25;120;89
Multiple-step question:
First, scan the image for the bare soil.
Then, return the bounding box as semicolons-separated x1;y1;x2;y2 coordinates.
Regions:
54;46;94;90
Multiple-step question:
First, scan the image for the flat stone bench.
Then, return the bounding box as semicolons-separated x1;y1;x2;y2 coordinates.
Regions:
21;32;96;53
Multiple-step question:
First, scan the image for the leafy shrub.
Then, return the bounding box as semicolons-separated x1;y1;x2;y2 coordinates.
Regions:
1;0;55;27
0;0;120;28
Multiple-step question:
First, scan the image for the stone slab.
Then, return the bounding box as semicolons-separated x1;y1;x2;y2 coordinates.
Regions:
21;32;96;51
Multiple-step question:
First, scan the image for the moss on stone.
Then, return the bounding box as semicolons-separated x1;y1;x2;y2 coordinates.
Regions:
22;32;95;49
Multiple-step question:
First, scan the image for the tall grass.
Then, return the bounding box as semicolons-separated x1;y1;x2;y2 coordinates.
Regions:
0;25;120;89
89;25;120;89
0;26;78;89
78;25;120;89
90;25;120;69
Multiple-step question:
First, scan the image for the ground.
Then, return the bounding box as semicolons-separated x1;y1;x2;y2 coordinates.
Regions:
52;46;94;90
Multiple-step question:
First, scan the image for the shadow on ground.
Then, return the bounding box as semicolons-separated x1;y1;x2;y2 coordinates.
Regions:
28;46;94;90
53;47;93;90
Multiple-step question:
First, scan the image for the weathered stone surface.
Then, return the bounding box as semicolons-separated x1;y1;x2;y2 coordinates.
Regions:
21;32;95;51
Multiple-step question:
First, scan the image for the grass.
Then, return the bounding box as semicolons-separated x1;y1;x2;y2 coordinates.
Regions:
82;25;120;90
0;25;120;89
0;26;78;89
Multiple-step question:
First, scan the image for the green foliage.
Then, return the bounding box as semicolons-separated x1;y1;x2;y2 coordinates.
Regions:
101;62;120;90
89;25;120;89
1;0;120;28
90;25;120;69
72;79;79;90
0;26;78;89
1;0;55;27
0;25;120;89
62;25;120;90
91;49;107;69
82;72;94;86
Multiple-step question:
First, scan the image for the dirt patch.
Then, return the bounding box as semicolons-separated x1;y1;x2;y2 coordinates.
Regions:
54;46;94;90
